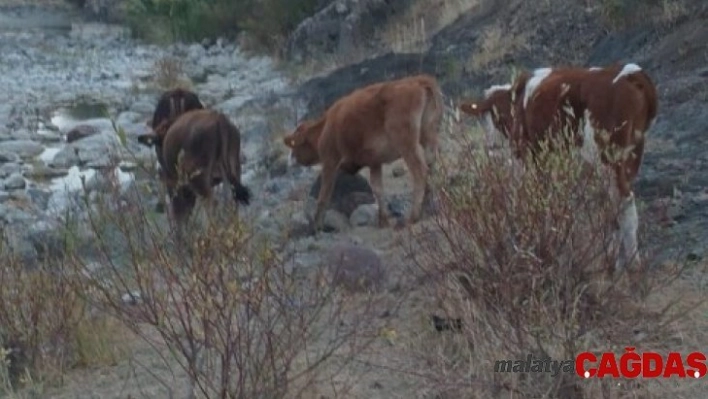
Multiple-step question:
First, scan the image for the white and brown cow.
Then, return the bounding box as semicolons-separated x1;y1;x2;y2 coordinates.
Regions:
460;63;658;270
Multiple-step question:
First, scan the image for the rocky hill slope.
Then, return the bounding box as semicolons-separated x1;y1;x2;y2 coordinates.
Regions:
292;0;708;261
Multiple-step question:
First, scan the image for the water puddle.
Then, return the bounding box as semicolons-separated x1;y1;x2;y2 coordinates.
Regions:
37;147;61;164
46;165;135;216
50;101;110;131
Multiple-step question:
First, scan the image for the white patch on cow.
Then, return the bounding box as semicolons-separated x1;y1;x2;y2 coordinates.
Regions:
612;63;642;84
523;68;553;108
562;104;575;118
633;129;644;141
484;84;511;99
560;83;571;97
580;110;600;165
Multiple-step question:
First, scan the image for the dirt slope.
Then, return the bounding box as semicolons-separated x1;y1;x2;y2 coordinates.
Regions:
296;0;708;261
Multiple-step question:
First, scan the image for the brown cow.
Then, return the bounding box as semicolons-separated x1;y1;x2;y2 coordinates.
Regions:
150;88;205;130
143;88;205;176
283;74;444;232
460;63;658;271
137;109;251;223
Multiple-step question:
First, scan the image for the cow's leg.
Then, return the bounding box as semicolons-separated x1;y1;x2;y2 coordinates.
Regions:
172;185;198;224
399;143;428;228
614;165;640;272
422;133;439;214
189;169;216;224
368;164;389;227
313;162;338;233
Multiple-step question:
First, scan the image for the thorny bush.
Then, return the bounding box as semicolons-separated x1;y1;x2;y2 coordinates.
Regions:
399;125;706;398
0;227;126;394
59;154;376;399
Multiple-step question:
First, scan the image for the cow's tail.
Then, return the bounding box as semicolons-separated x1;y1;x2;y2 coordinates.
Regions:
421;77;444;135
217;113;251;206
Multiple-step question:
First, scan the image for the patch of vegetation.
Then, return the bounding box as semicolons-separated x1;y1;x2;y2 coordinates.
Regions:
378;0;480;53
600;0;688;28
0;229;130;395
399;123;708;397
123;0;321;53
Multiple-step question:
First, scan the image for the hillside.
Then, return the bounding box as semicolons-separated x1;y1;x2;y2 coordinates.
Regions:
294;0;708;259
0;0;706;398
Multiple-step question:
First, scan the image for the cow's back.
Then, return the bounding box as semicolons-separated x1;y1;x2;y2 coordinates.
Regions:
323;75;440;166
161;110;222;178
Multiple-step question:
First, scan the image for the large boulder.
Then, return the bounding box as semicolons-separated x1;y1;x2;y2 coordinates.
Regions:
306;170;375;219
325;243;387;293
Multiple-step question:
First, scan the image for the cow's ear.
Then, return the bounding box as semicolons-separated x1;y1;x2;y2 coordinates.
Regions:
460;101;488;116
137;133;159;147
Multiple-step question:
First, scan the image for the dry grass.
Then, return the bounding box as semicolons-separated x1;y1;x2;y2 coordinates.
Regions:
152;56;193;91
386;121;708;398
658;0;689;25
378;0;481;53
467;24;528;71
0;238;133;397
599;0;690;29
278;46;371;85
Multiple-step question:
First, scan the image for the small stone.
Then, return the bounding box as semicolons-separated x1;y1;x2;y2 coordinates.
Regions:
391;165;406;177
0;140;44;159
323;209;350;232
326;243;386;293
121;291;141;306
350;203;378;226
3;174;26;190
0;151;19;164
66;125;100;143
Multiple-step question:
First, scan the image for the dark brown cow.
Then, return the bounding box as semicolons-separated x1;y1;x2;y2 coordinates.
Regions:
460;63;658;270
137;109;251;222
150;87;205;129
283;74;444;232
144;88;205;174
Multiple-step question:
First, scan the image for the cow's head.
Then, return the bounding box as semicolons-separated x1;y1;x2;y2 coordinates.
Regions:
283;117;326;167
460;85;515;149
150;88;205;133
137;119;171;148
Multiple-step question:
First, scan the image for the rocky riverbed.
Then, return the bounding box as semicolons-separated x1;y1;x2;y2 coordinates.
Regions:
0;6;323;263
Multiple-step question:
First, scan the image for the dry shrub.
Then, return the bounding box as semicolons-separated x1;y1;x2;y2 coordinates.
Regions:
152;56;192;91
58;154;377;398
398;126;707;398
468;25;527;71
0;233;129;394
